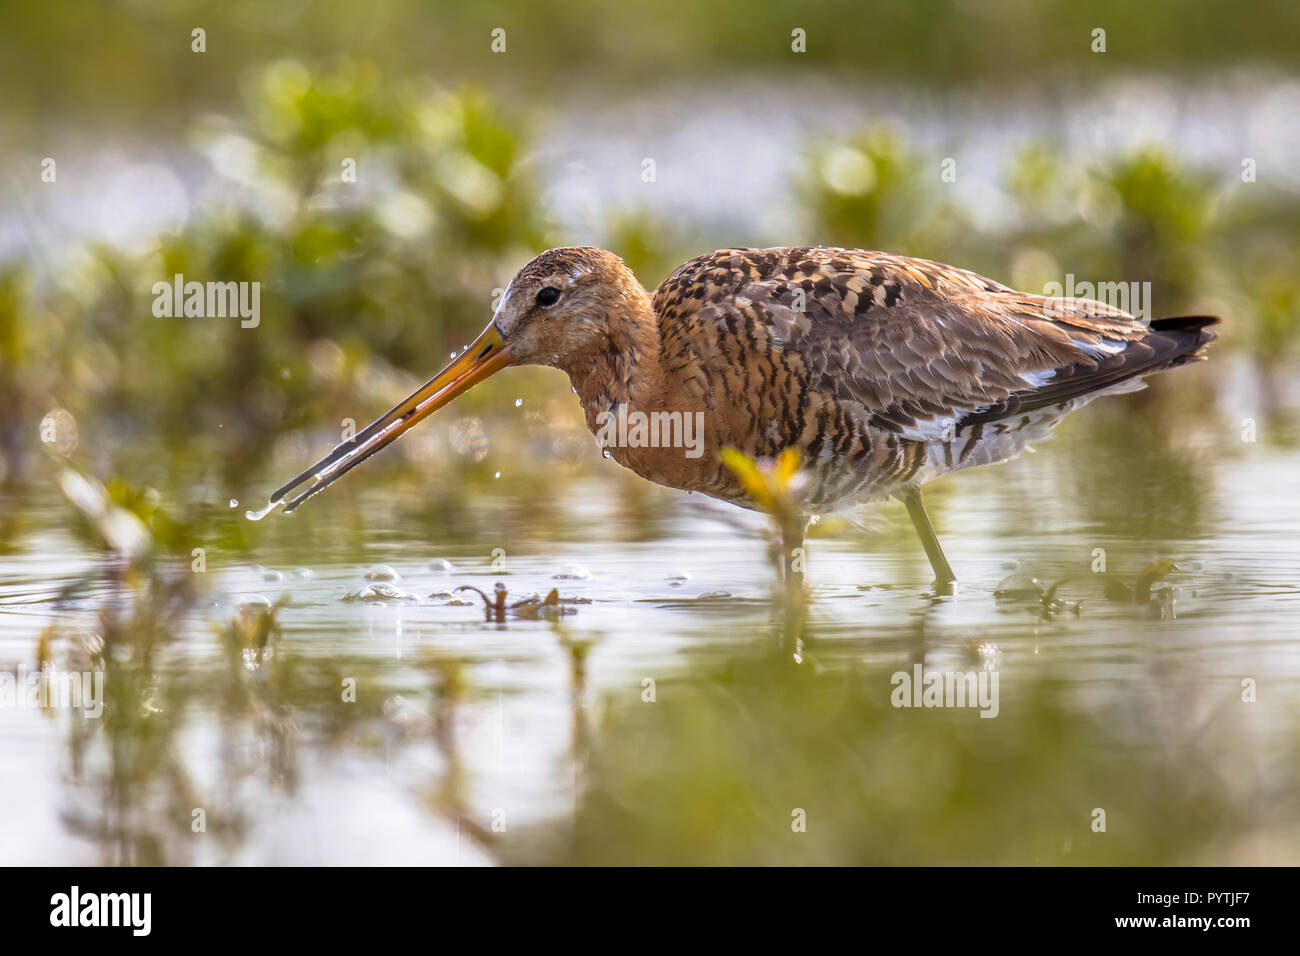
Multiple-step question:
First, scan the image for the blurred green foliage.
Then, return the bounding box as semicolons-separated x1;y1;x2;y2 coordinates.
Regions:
6;63;551;547
2;25;1298;865
4;51;1299;561
4;0;1300;141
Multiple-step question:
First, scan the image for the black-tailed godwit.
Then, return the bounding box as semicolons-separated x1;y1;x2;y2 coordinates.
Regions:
262;246;1219;588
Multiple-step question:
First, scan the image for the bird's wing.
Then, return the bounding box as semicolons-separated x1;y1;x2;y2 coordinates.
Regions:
655;247;1211;440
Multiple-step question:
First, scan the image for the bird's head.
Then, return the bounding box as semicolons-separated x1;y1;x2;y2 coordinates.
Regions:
264;247;648;513
490;246;644;367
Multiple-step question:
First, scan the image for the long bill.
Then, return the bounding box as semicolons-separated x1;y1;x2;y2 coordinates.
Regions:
265;324;511;515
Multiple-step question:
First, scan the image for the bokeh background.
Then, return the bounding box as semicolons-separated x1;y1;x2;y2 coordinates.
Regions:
1;1;1299;865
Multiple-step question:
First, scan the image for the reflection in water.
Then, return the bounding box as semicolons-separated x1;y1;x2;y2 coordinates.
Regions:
2;374;1300;865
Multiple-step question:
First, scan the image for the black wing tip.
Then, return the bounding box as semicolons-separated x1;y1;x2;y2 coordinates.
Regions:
955;315;1222;430
1151;313;1221;335
1149;314;1220;361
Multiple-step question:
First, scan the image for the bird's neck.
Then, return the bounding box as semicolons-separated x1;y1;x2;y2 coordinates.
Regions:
564;288;665;415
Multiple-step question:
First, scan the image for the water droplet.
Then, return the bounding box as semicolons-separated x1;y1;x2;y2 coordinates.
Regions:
978;641;1002;669
244;501;280;521
493;471;501;478
602;449;612;459
229;498;239;508
450;351;457;359
514;398;523;407
450;418;490;461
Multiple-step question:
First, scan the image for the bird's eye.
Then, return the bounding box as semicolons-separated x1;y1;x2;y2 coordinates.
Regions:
535;287;561;307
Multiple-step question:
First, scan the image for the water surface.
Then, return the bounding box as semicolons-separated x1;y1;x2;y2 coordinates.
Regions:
3;367;1298;865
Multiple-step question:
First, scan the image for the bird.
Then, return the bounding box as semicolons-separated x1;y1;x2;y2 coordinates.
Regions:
261;246;1219;590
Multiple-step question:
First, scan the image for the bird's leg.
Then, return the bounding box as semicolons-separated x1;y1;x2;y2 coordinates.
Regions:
779;515;809;597
895;486;957;591
777;515;810;656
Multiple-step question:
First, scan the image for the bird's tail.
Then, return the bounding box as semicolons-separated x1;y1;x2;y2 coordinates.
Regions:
1147;314;1220;366
958;314;1221;428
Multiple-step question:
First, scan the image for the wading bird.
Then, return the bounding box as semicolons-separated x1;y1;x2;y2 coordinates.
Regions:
262;247;1218;590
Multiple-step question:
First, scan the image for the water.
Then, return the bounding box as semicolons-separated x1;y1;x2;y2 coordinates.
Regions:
3;370;1299;865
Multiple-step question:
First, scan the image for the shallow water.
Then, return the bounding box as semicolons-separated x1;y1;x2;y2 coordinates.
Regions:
2;365;1300;865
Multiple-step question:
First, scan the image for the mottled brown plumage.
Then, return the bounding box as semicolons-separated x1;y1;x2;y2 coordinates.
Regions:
268;245;1218;585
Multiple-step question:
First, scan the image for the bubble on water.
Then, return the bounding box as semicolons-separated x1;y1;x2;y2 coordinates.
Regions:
554;563;591;581
428;558;456;572
993;572;1043;600
514;398;523;407
263;569;284;582
342;582;417;603
229;499;239;508
665;571;692;587
494;471;501;478
295;568;314;579
364;564;401;582
39;408;79;456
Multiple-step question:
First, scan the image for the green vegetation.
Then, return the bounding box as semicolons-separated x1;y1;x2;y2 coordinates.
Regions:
4;3;1300;866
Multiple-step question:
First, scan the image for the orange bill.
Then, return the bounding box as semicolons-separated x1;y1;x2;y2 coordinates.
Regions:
268;323;511;514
